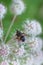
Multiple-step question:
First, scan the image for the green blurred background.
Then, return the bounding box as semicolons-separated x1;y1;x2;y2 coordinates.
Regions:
0;0;43;42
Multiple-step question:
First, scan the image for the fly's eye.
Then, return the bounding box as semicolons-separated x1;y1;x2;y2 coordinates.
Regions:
20;36;25;42
22;37;25;42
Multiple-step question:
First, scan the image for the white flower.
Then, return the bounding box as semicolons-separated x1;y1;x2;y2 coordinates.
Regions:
33;51;43;65
0;4;7;19
0;28;3;39
12;59;20;65
26;51;43;65
0;60;9;65
11;0;25;15
26;55;34;65
23;20;42;36
28;37;42;51
17;46;26;57
0;44;10;57
12;61;17;65
22;19;43;65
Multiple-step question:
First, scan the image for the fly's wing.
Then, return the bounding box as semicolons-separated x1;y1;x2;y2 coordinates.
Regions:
22;32;30;37
6;33;16;44
6;32;20;47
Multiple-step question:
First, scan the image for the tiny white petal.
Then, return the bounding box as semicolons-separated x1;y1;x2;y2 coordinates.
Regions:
17;46;26;57
26;55;34;65
12;60;20;65
12;61;17;65
1;60;9;65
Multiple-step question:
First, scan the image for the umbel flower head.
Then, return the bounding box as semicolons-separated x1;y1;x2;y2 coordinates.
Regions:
0;4;7;19
0;14;42;65
0;44;10;59
22;20;43;65
11;0;25;15
23;20;42;36
0;2;43;65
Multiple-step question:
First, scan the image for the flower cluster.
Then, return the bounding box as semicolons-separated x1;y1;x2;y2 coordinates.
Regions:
0;44;10;60
0;0;43;65
0;4;6;19
11;0;25;15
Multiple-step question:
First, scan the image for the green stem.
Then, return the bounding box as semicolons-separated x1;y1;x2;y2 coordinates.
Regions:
4;15;17;43
0;19;4;43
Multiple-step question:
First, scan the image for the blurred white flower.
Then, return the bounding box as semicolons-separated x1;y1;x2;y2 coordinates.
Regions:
11;0;25;15
26;55;34;65
12;59;20;65
33;51;43;65
28;37;42;51
17;46;26;57
0;1;42;65
0;44;10;58
0;60;9;65
0;28;3;39
26;50;43;65
22;19;43;65
0;4;7;19
23;20;42;36
12;61;17;65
